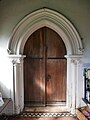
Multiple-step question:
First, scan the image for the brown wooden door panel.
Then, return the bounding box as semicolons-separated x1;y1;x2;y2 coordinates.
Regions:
46;27;66;58
24;58;45;105
46;59;67;104
24;28;45;106
24;28;44;58
24;27;67;106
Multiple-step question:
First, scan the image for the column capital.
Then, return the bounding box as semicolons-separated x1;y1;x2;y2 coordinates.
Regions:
8;54;26;64
65;54;83;64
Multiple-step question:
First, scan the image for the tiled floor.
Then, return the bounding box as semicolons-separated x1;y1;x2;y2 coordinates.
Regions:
13;112;78;120
0;110;79;120
6;117;79;120
36;118;78;120
20;112;76;118
0;114;79;120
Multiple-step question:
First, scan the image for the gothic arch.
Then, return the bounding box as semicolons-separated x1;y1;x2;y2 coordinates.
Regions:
8;8;84;55
8;8;84;114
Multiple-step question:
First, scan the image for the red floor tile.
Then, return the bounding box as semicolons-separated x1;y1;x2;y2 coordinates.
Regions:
8;118;36;120
56;117;78;120
37;118;55;120
4;117;79;120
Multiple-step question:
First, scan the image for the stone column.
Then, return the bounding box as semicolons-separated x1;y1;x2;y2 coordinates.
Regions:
65;55;83;115
9;55;26;114
70;58;77;114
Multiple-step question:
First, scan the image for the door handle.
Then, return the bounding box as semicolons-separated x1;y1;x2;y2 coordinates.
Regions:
47;74;51;81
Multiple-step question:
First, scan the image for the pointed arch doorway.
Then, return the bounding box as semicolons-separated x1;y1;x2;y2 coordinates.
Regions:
8;8;84;114
23;27;67;107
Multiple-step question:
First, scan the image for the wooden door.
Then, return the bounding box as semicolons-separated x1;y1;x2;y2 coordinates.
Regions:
24;27;67;106
46;28;67;105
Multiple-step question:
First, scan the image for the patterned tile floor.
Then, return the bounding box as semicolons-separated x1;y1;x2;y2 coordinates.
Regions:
0;112;78;120
20;112;76;118
0;116;78;120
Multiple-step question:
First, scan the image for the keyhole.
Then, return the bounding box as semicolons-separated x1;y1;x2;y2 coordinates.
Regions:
47;74;51;81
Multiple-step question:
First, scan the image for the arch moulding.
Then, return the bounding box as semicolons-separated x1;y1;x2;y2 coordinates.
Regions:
8;8;84;55
8;8;84;114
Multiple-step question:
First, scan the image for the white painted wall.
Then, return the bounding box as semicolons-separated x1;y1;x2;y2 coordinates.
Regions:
0;0;90;113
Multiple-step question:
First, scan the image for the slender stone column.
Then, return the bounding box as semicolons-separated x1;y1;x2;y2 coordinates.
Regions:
66;58;72;111
8;55;26;114
65;55;83;115
18;58;25;112
70;58;77;114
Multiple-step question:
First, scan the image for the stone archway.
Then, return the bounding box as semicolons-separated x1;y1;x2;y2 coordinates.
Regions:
8;8;84;114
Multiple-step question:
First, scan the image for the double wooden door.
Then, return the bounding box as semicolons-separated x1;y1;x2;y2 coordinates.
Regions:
24;27;67;106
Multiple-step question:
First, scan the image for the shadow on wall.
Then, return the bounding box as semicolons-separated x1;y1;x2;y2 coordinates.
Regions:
0;47;13;98
0;81;11;98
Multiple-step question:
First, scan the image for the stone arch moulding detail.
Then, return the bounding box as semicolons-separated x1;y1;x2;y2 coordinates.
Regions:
8;8;84;114
8;8;84;55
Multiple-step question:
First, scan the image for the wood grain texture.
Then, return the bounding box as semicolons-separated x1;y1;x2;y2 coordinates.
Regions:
23;27;67;106
76;109;88;120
